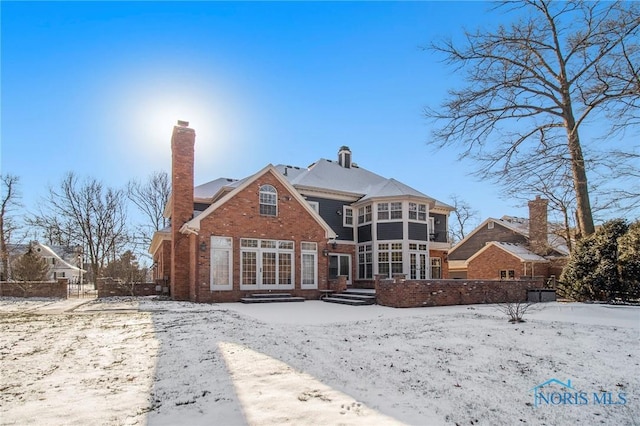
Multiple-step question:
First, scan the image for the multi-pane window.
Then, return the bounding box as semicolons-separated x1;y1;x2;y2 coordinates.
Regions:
358;205;372;224
259;184;277;216
378;242;403;278
390;202;403;219
301;242;317;288
430;257;442;279
358;244;373;279
500;269;516;280
377;203;389;220
344;207;353;226
211;236;233;290
409;203;427;221
240;238;294;288
241;251;257;286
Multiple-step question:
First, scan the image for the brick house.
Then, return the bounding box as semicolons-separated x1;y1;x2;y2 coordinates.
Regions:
149;121;454;302
447;196;569;281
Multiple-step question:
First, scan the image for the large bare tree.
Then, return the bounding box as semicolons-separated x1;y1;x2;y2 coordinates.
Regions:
426;0;640;237
36;173;128;285
127;170;171;249
0;175;21;280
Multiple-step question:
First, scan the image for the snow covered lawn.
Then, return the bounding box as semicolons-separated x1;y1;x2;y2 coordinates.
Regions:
0;298;638;425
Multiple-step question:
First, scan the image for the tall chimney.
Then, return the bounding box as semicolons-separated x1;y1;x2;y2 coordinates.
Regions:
528;196;549;255
338;146;352;168
171;120;195;301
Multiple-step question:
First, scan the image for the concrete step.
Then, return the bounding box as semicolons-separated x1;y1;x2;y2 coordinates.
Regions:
332;293;376;301
249;293;295;298
322;296;371;306
343;289;376;296
240;296;305;304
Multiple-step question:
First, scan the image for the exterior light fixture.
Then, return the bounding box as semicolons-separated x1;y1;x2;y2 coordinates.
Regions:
200;241;207;252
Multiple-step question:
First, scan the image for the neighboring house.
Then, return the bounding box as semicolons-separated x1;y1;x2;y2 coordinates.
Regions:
149;122;454;302
447;196;569;281
2;242;85;282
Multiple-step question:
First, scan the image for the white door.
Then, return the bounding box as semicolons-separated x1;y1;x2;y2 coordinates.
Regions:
410;252;427;280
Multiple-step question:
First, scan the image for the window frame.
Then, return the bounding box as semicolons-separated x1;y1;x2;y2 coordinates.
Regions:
259;184;278;216
343;206;354;227
301;242;318;288
210;236;233;290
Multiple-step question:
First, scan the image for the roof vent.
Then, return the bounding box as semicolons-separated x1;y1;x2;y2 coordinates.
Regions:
338;146;352;168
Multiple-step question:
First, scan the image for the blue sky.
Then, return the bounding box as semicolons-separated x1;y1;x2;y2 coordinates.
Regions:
3;1;546;226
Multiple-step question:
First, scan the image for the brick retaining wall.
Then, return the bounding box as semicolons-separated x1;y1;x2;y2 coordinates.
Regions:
97;279;164;298
0;279;68;298
375;275;544;308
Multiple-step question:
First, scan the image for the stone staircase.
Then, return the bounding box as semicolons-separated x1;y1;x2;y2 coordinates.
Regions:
240;293;305;304
323;288;376;306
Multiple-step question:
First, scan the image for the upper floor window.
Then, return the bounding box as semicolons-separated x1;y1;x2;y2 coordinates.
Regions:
377;203;389;220
343;207;353;227
390;202;403;219
259;185;277;216
358;205;372;224
378;202;403;220
409;203;427;221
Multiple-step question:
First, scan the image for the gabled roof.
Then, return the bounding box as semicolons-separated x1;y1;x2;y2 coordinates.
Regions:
6;242;85;272
171;151;452;218
449;216;570;257
466;242;549;265
182;164;337;239
194;177;241;202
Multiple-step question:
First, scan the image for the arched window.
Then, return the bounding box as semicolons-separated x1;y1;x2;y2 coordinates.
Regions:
259;184;277;216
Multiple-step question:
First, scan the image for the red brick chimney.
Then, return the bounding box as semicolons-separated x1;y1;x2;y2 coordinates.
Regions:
528;196;549;255
171;120;195;301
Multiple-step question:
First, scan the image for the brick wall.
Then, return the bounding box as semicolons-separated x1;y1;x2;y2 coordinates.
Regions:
0;279;68;298
97;278;163;298
467;244;549;280
375;275;544;308
193;169;332;303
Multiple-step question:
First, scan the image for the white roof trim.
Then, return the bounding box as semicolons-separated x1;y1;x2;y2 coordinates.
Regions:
183;164;337;239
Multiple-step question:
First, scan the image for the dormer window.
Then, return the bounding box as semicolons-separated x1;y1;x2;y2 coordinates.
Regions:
259;185;277;216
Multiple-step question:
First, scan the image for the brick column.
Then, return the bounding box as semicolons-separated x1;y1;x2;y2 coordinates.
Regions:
171;121;195;301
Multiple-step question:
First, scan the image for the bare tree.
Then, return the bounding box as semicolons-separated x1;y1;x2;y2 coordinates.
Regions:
127;171;171;249
426;0;640;238
36;172;128;285
0;175;21;281
448;194;479;244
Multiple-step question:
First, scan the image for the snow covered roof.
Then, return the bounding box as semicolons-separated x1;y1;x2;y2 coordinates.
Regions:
193;155;448;208
449;216;570;257
467;241;549;264
194;177;240;201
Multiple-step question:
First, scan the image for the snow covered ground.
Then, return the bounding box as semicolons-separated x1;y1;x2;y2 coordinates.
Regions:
0;298;638;425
